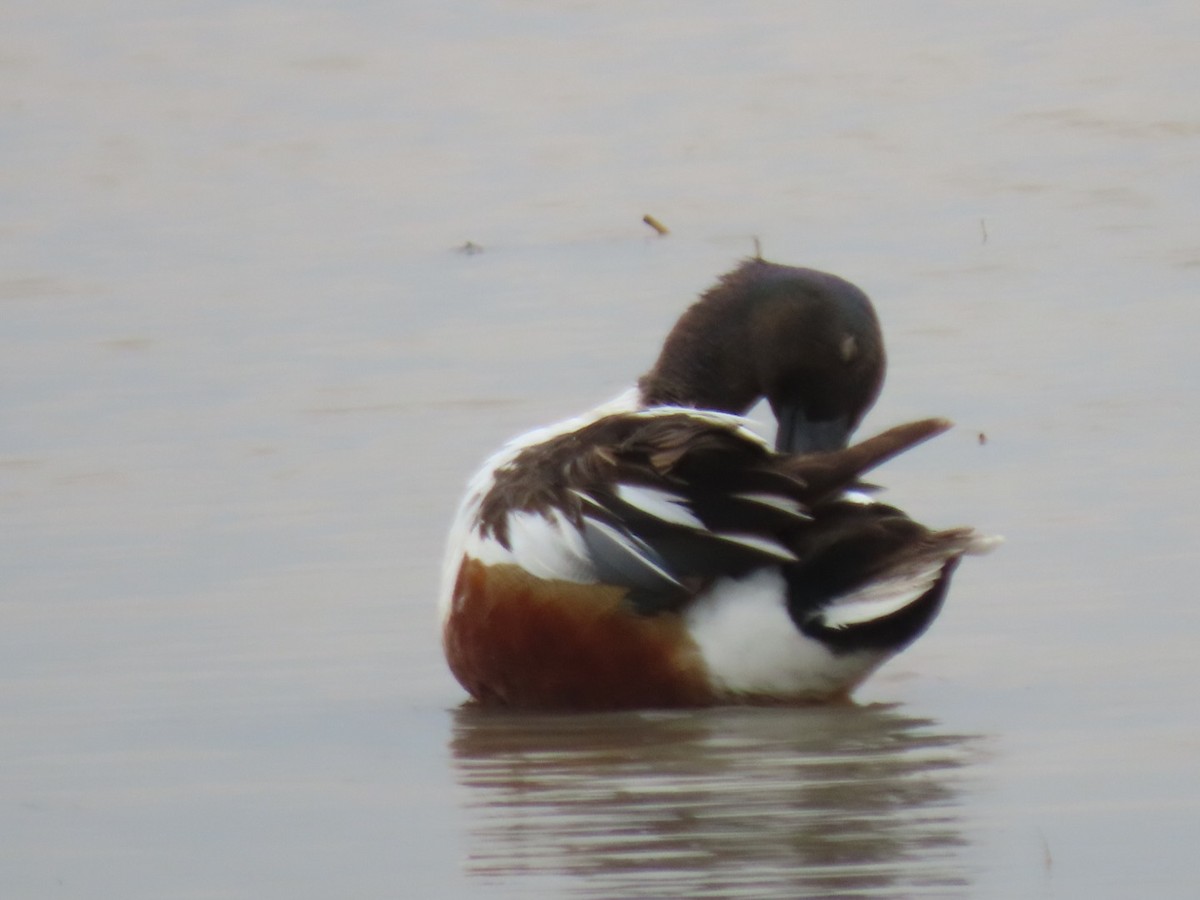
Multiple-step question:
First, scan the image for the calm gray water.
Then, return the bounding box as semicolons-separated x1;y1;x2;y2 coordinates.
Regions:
3;2;1199;897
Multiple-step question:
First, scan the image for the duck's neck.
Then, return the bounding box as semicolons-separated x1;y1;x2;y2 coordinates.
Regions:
637;275;762;414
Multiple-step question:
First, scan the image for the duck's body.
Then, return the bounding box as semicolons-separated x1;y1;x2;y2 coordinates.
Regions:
439;259;991;710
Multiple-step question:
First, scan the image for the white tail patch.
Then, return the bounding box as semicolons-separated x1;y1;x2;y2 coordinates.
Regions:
965;533;1004;555
816;560;944;630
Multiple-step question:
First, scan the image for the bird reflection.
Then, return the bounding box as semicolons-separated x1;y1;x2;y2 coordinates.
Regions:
449;704;978;898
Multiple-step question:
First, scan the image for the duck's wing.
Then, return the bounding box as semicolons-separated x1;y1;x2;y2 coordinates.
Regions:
777;417;952;501
487;412;952;615
476;412;792;607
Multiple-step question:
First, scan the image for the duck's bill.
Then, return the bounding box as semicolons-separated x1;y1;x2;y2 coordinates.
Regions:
774;406;853;454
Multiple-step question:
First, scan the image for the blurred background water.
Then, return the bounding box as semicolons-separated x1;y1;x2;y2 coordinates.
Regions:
2;1;1199;897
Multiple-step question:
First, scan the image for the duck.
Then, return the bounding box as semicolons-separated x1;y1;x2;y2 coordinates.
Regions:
439;258;993;710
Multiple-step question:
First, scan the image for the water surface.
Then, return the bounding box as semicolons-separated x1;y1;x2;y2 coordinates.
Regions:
3;1;1199;897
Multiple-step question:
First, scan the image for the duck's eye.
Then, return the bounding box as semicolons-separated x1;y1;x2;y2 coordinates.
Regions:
840;334;858;363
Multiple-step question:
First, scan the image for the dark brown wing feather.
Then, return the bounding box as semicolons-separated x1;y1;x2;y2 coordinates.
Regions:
478;412;962;617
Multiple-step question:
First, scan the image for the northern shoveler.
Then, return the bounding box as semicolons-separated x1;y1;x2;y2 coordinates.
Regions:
439;258;993;709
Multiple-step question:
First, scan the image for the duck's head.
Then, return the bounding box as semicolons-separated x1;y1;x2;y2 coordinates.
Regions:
638;258;885;453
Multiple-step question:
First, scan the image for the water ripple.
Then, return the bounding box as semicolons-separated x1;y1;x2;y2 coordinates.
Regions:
451;704;980;898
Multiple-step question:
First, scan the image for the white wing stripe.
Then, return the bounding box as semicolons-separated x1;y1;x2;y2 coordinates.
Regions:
614;483;705;529
730;492;811;519
711;532;798;562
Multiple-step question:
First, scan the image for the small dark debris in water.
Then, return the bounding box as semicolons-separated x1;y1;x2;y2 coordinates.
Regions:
642;214;669;236
978;432;988;445
980;218;989;244
456;241;484;255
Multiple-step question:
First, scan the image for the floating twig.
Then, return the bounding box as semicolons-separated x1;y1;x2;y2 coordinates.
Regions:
642;214;669;236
